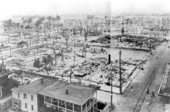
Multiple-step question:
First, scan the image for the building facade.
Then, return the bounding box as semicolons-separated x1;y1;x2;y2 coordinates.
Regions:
11;78;56;112
39;81;99;112
11;78;99;112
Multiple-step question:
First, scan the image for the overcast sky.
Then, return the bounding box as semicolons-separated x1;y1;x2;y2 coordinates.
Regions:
0;0;170;19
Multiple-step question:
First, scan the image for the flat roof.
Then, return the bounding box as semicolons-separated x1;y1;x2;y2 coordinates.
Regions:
39;81;98;105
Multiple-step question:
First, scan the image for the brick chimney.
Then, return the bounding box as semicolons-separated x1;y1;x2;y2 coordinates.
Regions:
41;78;43;83
108;54;111;64
65;87;68;95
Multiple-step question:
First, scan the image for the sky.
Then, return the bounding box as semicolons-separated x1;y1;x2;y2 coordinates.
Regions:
0;0;170;19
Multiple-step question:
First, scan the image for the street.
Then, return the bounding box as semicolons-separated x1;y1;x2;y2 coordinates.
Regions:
97;41;170;112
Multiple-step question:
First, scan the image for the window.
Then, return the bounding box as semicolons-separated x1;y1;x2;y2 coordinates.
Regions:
45;96;51;103
23;93;27;99
87;99;90;107
74;104;81;112
52;98;58;105
31;95;33;101
59;100;65;108
83;103;86;111
25;103;27;109
31;105;34;111
66;102;73;110
18;93;20;99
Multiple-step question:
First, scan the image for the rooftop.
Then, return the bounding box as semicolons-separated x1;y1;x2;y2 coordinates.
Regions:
11;78;56;94
39;81;98;105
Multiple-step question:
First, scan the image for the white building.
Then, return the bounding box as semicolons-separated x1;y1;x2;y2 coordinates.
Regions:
11;78;99;112
11;78;56;112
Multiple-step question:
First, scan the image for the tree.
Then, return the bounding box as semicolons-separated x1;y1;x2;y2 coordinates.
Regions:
35;17;45;41
25;25;31;29
42;56;48;65
42;55;53;75
3;19;13;29
35;20;42;28
17;41;28;49
20;25;24;29
121;28;124;35
56;15;61;21
48;46;57;66
35;17;45;28
73;28;77;37
16;23;20;28
62;29;69;48
33;58;42;68
28;17;32;26
47;16;52;30
47;54;53;65
79;27;83;35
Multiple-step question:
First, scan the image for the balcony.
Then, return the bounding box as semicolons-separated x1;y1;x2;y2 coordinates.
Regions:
52;98;58;106
44;96;51;104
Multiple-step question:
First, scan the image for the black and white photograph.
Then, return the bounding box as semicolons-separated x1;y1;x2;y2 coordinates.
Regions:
0;0;170;112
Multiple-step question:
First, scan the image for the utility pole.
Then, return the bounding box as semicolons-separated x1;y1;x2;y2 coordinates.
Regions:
119;50;122;94
149;35;152;54
122;17;125;36
108;54;113;111
158;20;160;38
70;70;72;83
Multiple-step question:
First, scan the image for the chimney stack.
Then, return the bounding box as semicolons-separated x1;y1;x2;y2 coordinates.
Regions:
41;78;43;83
108;54;111;64
65;87;68;95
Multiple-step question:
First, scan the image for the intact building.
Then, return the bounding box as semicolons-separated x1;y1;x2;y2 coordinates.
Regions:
11;78;99;112
11;78;56;112
39;81;99;112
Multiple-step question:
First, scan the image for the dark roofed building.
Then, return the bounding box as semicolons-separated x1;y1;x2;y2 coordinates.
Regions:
39;81;99;112
0;75;19;111
16;78;56;94
11;78;99;112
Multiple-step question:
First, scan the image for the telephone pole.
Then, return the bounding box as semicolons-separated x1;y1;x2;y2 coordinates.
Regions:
119;50;122;94
70;70;72;83
158;20;160;38
149;35;152;54
108;54;113;111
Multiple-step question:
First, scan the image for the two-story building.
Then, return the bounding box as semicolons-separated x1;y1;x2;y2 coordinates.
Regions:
11;78;56;112
11;78;99;112
39;81;99;112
